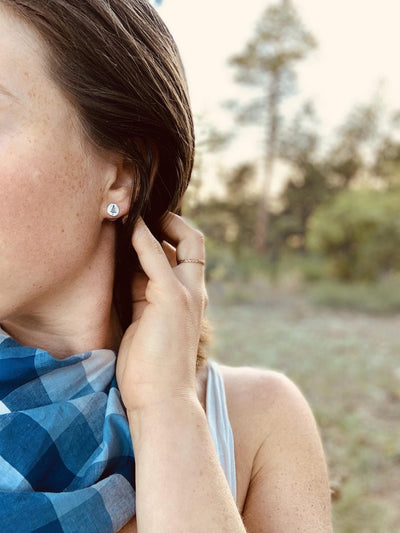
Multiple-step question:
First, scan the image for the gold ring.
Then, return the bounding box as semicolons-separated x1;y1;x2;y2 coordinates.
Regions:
177;259;205;265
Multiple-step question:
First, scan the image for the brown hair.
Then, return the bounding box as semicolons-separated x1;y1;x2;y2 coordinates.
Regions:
3;0;212;370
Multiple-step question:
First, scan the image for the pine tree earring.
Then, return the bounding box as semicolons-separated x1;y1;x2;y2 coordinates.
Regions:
107;203;120;218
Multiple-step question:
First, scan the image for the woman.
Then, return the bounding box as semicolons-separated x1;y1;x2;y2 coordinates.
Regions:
0;0;333;531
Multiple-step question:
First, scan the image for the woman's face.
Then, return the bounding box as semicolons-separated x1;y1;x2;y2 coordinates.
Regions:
0;8;120;319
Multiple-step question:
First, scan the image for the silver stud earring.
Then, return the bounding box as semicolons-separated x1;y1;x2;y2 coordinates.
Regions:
107;203;120;218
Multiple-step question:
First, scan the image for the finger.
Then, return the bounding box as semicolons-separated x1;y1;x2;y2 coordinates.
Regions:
161;240;178;267
159;212;205;288
131;217;177;288
130;270;148;301
130;270;150;321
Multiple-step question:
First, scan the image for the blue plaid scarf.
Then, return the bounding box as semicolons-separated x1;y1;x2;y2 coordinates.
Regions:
0;326;136;532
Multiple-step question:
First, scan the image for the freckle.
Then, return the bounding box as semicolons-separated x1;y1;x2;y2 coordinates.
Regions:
61;228;65;233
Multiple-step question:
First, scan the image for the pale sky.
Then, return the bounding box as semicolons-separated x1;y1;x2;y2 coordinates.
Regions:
156;0;400;198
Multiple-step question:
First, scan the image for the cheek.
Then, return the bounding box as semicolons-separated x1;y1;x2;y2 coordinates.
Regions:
0;137;102;286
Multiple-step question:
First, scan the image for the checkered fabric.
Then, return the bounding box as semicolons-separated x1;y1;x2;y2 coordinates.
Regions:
0;327;136;532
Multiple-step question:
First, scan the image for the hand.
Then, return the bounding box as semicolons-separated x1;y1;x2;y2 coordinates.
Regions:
115;212;208;414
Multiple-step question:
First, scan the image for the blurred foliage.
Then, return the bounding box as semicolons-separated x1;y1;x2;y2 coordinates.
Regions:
274;101;336;252
307;188;400;280
373;124;400;186
187;99;400;282
187;193;259;260
182;1;400;290
203;239;273;284
325;96;384;186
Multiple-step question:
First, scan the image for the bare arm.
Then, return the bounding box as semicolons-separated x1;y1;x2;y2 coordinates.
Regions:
128;397;246;532
241;370;333;532
126;368;332;532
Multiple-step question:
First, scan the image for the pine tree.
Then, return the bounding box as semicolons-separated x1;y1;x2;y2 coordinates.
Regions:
229;0;317;253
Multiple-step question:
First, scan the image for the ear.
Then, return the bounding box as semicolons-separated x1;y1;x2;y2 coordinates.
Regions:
102;139;159;222
102;155;135;222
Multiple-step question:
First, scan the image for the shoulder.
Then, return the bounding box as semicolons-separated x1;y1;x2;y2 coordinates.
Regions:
217;361;328;469
216;361;310;433
216;362;333;530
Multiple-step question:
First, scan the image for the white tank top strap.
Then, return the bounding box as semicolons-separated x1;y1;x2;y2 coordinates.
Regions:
205;358;237;504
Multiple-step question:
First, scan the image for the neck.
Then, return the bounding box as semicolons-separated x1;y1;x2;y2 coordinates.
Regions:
0;224;123;359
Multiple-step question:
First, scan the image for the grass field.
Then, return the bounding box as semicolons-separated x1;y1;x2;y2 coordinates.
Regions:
205;276;400;533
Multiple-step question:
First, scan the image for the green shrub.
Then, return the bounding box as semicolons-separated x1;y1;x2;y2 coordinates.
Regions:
204;240;273;282
307;188;400;280
204;239;238;281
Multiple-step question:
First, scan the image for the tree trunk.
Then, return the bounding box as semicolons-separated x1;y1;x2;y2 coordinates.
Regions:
254;70;280;255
